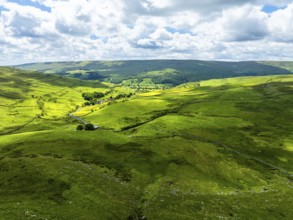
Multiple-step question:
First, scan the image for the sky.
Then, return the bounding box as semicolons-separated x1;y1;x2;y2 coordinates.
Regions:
0;0;292;65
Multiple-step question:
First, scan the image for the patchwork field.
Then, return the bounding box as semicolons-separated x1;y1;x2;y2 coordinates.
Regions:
0;67;292;219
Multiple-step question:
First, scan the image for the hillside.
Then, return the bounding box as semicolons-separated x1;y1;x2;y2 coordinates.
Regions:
16;60;293;87
0;69;292;219
0;67;108;135
260;61;293;72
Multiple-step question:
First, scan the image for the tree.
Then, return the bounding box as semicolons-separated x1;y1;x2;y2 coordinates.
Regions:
93;92;104;98
85;123;95;130
76;125;84;131
82;92;94;101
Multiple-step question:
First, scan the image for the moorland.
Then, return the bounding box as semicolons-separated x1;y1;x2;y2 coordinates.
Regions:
0;61;292;219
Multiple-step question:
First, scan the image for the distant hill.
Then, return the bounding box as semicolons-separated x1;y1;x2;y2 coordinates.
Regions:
15;60;293;86
260;61;293;72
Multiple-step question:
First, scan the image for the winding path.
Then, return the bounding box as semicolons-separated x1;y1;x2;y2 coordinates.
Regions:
68;113;100;129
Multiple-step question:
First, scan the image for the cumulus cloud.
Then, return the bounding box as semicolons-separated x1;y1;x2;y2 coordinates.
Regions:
0;0;292;65
135;38;163;49
215;5;269;42
268;3;293;42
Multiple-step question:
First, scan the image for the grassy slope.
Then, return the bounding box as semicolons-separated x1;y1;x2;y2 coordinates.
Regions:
81;75;293;171
260;61;293;72
0;67;107;135
0;71;292;219
16;60;293;86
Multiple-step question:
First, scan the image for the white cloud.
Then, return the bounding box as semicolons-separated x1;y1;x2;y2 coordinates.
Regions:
0;0;292;65
150;28;172;40
210;5;269;42
268;3;293;42
257;0;292;7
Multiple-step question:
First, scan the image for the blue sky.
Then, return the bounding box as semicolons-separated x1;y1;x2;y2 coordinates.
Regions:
262;4;286;13
0;0;292;65
7;0;51;12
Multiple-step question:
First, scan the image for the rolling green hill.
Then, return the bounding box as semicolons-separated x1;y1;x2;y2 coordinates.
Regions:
16;60;293;87
260;61;293;72
0;68;292;219
0;67;108;135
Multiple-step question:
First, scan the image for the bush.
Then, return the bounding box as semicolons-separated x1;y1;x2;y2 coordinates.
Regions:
82;92;94;101
76;125;84;131
93;92;105;98
85;123;95;130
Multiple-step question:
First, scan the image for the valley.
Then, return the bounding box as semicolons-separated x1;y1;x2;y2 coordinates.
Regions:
0;66;292;219
16;60;293;87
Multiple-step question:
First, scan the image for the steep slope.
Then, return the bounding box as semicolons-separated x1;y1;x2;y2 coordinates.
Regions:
0;74;292;219
16;60;293;86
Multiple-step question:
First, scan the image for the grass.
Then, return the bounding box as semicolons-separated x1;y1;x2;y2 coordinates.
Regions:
0;70;292;219
79;74;293;171
0;67;108;135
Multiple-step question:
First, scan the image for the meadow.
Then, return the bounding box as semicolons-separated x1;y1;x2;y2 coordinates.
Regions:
0;67;292;219
0;67;109;135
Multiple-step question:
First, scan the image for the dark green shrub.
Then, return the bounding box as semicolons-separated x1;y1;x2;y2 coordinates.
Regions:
85;123;95;130
76;125;84;131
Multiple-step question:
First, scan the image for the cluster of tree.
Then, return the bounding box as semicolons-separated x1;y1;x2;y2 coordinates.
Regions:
114;93;133;99
76;124;95;131
82;91;106;106
82;90;134;106
82;92;105;100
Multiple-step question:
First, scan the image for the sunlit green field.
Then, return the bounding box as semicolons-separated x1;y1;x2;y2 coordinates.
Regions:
0;68;292;219
0;67;108;135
